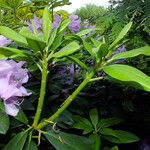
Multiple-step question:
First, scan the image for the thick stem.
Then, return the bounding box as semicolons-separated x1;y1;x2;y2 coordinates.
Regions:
36;70;95;130
32;57;48;127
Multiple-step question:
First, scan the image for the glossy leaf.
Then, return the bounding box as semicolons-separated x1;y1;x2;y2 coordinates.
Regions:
97;43;109;58
20;27;46;52
73;116;93;134
0;101;9;134
23;141;38;150
51;42;80;58
3;131;28;150
42;6;52;42
103;64;150;92
68;56;88;70
110;46;150;62
101;128;140;144
45;131;92;150
48;28;58;49
0;47;32;58
83;41;94;57
89;108;98;128
14;110;28;124
58;18;70;33
0;26;28;46
89;134;101;150
76;29;95;37
98;118;123;129
109;22;132;50
110;146;118;150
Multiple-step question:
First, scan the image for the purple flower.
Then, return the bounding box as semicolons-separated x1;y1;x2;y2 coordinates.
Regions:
113;45;126;56
68;14;81;34
112;45;126;63
25;15;42;33
0;35;11;47
0;60;31;116
52;14;62;30
84;20;96;29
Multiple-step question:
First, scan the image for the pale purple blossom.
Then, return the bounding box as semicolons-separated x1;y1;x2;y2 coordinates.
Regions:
25;15;42;33
0;35;11;47
0;60;31;116
84;20;96;29
68;14;81;34
52;14;62;29
112;45;126;63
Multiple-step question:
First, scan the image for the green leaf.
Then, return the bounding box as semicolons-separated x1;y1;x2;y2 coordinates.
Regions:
0;54;7;59
0;26;28;46
110;46;150;62
3;131;28;150
110;146;118;150
14;110;28;124
103;64;150;92
51;42;80;58
0;101;9;134
76;29;95;37
89;108;98;128
98;118;123;129
109;22;132;50
97;43;109;58
48;28;58;49
101;128;140;144
83;41;94;57
42;6;52;42
68;56;88;70
23;141;38;150
20;27;46;52
58;18;70;33
50;34;63;52
0;47;33;58
45;131;92;150
73;116;93;134
89;134;101;150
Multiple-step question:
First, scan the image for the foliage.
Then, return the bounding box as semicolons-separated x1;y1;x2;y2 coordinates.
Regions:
0;2;150;150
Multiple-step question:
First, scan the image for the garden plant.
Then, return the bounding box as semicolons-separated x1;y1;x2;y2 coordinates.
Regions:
0;0;150;150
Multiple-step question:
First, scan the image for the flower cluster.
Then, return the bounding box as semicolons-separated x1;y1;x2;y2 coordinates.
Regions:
25;15;42;33
84;20;96;29
0;60;31;116
52;14;62;29
0;35;11;47
68;14;81;34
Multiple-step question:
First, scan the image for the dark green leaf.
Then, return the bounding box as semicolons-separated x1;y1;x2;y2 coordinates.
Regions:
3;131;28;150
68;56;88;70
73;116;93;134
0;101;9;134
45;131;92;150
23;141;38;150
89;108;98;128
89;134;101;150
14;110;28;124
98;118;123;129
110;146;118;150
101;128;140;144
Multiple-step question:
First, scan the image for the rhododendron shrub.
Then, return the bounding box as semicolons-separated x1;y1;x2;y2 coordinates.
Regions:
0;6;149;150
